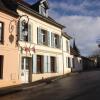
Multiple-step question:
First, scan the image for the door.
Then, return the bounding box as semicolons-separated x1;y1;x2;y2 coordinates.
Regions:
21;57;32;83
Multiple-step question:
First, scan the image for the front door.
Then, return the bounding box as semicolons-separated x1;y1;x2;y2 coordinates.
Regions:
21;57;32;83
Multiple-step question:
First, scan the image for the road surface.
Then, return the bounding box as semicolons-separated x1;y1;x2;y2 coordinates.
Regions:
0;70;100;100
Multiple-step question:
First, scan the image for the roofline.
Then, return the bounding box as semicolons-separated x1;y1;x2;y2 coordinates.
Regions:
62;32;72;40
0;8;19;18
17;3;65;29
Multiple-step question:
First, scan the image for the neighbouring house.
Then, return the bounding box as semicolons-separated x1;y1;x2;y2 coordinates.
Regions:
0;0;20;87
82;56;95;71
70;40;83;72
62;32;72;74
89;56;100;68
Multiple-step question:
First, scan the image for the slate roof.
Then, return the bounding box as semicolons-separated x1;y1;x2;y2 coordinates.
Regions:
70;47;80;57
62;32;72;40
17;0;65;29
0;0;18;17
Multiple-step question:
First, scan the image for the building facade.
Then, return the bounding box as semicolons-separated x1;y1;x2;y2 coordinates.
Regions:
0;0;20;87
62;32;72;74
17;0;66;83
0;0;73;87
70;47;83;72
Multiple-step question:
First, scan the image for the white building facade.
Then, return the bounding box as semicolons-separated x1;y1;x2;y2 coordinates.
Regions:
17;0;66;83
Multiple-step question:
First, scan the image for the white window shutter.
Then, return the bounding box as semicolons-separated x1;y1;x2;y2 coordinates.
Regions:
51;33;54;47
47;31;51;47
44;56;48;73
32;54;37;73
59;36;62;49
19;20;24;41
28;23;33;42
37;27;42;44
48;56;51;72
56;57;59;73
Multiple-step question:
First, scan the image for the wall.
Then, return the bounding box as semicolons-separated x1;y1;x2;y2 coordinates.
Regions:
0;12;20;87
17;10;64;82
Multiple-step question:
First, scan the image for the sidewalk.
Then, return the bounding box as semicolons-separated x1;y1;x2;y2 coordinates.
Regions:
0;72;79;96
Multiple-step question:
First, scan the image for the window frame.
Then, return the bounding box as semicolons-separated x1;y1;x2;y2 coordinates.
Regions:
19;20;32;42
68;57;71;68
0;55;4;79
0;22;4;44
50;56;56;73
54;34;60;48
41;29;48;45
37;55;44;74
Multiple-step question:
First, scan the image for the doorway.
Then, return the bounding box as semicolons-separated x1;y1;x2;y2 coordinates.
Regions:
21;57;32;83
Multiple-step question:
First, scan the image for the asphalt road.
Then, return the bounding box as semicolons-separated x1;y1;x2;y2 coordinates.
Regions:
0;70;100;100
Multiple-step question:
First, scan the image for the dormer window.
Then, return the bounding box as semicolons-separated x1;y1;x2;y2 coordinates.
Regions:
31;0;49;17
41;6;47;16
39;0;49;17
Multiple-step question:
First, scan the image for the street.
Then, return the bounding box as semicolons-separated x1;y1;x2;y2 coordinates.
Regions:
0;70;100;100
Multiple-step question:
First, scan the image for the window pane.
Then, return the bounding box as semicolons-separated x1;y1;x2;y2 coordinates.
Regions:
0;22;3;43
0;23;2;41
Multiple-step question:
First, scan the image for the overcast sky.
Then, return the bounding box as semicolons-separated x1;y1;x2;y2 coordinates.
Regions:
24;0;100;56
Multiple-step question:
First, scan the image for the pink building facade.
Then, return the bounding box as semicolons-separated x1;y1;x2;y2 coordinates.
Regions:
0;2;21;87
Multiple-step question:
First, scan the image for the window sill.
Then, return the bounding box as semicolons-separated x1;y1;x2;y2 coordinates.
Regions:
37;43;61;50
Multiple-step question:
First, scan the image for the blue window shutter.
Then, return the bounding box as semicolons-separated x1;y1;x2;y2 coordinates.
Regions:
48;56;51;73
56;57;59;73
32;54;37;73
28;23;32;42
37;27;42;44
47;31;51;47
44;56;48;73
19;20;24;41
51;33;54;47
59;36;61;49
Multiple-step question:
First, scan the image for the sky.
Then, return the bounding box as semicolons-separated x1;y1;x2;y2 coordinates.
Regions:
24;0;100;56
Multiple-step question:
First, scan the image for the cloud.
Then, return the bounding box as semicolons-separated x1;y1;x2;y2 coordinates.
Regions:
49;0;100;16
55;15;100;56
48;0;100;56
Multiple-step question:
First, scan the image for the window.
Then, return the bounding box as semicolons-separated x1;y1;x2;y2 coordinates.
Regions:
66;40;69;52
41;6;46;16
0;55;3;79
37;28;48;46
68;57;71;68
54;34;60;48
19;20;32;42
41;29;48;45
0;22;4;44
50;57;56;73
37;55;43;73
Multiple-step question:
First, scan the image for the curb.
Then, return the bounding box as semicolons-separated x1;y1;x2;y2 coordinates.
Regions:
0;72;79;96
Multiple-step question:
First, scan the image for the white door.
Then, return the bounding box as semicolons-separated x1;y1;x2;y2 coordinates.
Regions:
21;57;29;83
